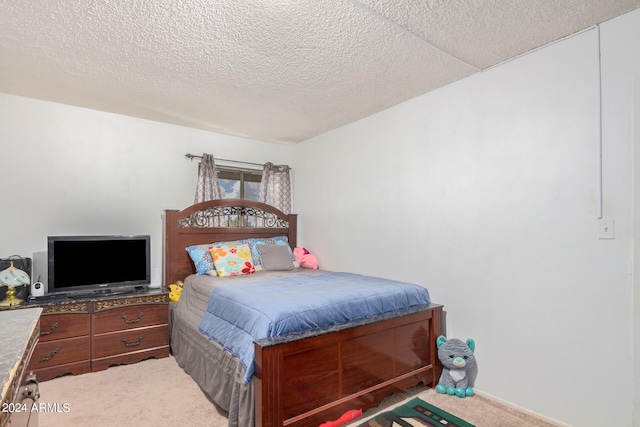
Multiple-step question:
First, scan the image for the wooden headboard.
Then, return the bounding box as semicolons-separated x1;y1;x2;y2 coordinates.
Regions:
164;199;297;287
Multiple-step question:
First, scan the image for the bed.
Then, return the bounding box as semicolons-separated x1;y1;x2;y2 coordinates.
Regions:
165;199;444;427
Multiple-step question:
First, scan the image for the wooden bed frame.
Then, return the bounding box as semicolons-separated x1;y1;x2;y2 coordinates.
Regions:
165;199;443;427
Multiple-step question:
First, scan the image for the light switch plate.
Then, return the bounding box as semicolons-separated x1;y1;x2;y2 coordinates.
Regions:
598;218;615;239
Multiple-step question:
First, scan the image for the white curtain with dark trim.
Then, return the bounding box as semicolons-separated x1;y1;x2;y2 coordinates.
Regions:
258;162;291;214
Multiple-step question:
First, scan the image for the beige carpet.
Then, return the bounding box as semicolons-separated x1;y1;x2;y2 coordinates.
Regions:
39;355;562;427
39;356;225;427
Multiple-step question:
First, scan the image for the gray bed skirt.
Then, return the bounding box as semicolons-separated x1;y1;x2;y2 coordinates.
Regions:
169;270;328;427
170;302;254;427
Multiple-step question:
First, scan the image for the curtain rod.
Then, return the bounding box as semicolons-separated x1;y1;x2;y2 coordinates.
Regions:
184;153;265;168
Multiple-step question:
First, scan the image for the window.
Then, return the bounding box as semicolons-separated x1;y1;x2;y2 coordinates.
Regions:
218;168;262;200
217;168;263;227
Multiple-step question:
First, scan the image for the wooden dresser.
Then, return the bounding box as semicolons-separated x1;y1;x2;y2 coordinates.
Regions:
26;290;168;382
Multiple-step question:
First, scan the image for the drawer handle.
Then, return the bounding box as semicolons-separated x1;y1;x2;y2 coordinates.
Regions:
39;348;59;362
40;322;59;336
121;312;144;324
121;335;145;347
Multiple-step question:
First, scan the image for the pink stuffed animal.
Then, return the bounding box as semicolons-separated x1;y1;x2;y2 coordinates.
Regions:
293;247;318;269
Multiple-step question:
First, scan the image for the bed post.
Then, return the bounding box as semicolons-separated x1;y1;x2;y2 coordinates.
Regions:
288;214;297;249
164;209;179;288
254;345;283;427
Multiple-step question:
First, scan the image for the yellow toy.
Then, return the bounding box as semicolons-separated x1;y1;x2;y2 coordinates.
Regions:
168;281;184;302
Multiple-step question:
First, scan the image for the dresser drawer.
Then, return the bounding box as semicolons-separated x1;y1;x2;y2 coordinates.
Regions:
93;304;168;334
39;312;90;342
92;324;169;359
28;335;91;370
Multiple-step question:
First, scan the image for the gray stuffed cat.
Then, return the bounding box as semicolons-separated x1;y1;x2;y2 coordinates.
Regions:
435;335;476;398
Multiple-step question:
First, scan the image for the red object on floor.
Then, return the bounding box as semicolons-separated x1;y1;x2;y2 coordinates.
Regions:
319;409;363;427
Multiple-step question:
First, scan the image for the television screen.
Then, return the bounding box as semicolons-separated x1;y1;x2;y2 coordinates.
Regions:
47;235;150;295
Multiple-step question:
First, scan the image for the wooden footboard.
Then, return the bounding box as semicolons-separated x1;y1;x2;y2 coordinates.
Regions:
254;303;443;427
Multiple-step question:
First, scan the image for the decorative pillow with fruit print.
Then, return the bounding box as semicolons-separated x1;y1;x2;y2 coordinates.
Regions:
209;243;255;277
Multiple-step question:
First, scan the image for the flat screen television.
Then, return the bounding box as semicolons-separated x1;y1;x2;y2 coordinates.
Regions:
47;235;151;296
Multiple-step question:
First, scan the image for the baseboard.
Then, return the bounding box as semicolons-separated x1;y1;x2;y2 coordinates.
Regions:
473;389;570;426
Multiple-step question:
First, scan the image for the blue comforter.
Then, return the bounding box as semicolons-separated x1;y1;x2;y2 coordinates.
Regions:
198;272;430;382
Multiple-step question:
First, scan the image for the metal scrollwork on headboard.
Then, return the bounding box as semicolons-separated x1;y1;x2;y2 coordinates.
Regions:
178;205;289;228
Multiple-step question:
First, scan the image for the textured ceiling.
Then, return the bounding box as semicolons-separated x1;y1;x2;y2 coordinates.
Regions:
1;1;639;144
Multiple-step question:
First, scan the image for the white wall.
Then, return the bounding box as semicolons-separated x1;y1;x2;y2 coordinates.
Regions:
293;10;640;427
0;94;293;288
2;9;639;426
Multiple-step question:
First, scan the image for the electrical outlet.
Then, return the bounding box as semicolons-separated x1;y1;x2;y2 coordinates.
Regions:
598;218;615;239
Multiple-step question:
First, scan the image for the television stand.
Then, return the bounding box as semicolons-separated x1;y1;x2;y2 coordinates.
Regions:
25;288;169;381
